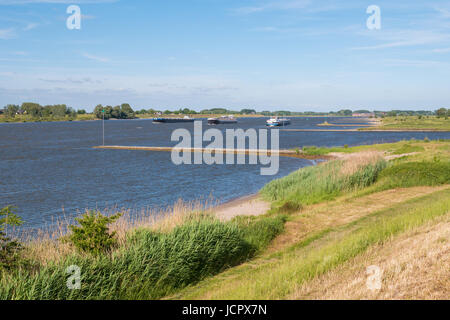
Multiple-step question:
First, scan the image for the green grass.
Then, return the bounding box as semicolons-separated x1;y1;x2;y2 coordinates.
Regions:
0;213;285;300
366;161;450;193
390;143;425;155
173;187;450;299
232;214;287;252
362;116;450;131
260;159;386;213
302;139;450;157
3;140;448;300
0;114;95;123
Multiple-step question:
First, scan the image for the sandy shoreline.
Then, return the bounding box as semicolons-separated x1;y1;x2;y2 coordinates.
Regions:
212;193;271;221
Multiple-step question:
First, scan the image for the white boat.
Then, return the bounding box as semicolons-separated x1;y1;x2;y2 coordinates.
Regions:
207;115;238;125
266;117;291;127
153;115;195;123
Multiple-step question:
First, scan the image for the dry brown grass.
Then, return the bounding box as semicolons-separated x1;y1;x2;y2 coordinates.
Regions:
21;199;216;265
267;185;449;253
291;217;450;300
338;151;384;176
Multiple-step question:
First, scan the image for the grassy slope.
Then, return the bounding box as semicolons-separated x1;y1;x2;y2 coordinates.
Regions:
292;218;449;299
0;114;95;123
360;116;450;131
2;140;448;300
171;140;450;300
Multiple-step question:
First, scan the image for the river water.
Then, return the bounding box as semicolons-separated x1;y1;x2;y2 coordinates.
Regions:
1;117;449;228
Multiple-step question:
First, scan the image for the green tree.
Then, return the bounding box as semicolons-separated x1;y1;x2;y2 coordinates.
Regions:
436;108;448;118
387;111;397;117
21;102;42;118
0;206;23;270
4;104;19;118
51;104;67;117
94;104;112;119
67;210;122;255
240;109;256;114
120;103;135;118
111;105;124;119
337;109;353;116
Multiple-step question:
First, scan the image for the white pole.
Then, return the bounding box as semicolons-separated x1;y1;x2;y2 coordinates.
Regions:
102;111;105;146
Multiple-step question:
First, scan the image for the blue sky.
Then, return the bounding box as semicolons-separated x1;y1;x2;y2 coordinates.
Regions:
0;0;450;112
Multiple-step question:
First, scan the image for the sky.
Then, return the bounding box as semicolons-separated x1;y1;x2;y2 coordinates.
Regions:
0;0;450;112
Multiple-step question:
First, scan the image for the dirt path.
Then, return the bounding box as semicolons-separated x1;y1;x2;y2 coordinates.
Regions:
291;218;450;300
267;185;450;253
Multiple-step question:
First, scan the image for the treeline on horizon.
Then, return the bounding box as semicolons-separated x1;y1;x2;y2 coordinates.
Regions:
0;103;137;120
1;103;448;120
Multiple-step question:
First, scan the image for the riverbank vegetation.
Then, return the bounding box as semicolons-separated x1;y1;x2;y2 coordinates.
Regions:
2;104;447;124
0;203;286;299
0;139;449;300
168;139;449;299
361;114;450;131
261;152;387;213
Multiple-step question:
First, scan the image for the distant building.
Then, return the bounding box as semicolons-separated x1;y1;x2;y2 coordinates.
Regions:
352;112;375;118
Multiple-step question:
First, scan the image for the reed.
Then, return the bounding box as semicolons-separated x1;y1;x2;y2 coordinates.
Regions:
0;199;285;299
260;152;386;213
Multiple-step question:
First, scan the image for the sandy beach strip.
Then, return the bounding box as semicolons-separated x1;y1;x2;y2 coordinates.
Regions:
213;193;271;221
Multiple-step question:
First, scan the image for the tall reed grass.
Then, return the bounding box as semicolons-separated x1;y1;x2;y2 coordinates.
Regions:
260;152;386;213
0;200;285;300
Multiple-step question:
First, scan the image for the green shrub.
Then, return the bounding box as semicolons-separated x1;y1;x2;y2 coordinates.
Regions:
0;215;285;300
261;159;386;214
377;161;450;189
0;206;24;271
232;214;286;252
66;210;122;256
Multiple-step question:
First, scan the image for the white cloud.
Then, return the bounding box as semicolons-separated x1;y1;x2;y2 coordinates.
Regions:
0;28;15;39
352;30;450;50
435;7;450;19
23;22;38;31
81;53;110;63
432;47;450;53
383;59;449;68
235;0;311;14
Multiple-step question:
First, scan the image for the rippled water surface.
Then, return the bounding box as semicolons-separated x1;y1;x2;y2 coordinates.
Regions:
1;117;449;228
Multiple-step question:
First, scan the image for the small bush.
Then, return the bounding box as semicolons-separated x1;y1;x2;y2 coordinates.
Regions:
377;161;450;189
0;206;24;271
66;210;122;255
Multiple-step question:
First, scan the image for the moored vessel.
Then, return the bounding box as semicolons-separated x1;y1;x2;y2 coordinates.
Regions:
207;115;238;125
266;117;291;127
152;116;195;123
